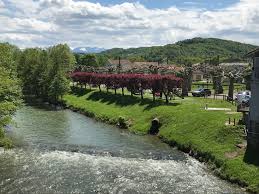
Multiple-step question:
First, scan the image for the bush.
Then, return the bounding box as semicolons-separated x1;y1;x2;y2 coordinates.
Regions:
117;116;129;129
0;137;13;149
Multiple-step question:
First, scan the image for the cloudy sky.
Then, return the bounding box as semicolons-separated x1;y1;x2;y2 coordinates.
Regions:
0;0;259;49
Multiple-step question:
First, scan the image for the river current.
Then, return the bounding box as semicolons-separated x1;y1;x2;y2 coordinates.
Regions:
0;105;246;194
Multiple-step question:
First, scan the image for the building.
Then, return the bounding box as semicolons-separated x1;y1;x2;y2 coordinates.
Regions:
107;59;183;74
245;48;259;151
192;70;204;81
219;62;249;68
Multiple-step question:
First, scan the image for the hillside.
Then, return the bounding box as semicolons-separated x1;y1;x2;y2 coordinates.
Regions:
101;38;257;64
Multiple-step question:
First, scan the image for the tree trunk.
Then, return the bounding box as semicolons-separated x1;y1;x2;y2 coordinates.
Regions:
212;77;217;90
187;73;193;91
99;85;101;92
160;92;162;98
115;88;117;95
182;78;189;97
228;77;234;100
152;92;155;102
140;89;143;100
164;93;169;104
214;77;223;94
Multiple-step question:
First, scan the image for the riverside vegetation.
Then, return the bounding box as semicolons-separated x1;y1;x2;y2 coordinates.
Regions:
0;42;75;147
0;43;22;148
64;87;259;193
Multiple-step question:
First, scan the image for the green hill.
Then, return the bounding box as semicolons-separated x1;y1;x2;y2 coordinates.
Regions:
101;37;257;64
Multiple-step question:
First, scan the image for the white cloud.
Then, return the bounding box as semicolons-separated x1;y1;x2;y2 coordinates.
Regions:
0;0;4;7
0;0;259;48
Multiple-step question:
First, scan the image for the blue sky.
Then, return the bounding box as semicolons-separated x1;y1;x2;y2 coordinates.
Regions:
0;0;258;48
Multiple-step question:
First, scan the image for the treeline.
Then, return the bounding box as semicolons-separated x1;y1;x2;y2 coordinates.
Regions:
0;43;22;147
101;37;256;64
74;53;108;68
0;42;76;146
17;44;75;103
70;72;182;103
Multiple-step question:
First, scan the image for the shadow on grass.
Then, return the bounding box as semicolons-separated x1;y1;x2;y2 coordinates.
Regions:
70;87;92;97
86;91;180;111
244;146;259;166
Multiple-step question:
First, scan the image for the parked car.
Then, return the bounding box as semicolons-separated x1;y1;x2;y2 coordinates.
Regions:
236;91;251;106
192;88;211;97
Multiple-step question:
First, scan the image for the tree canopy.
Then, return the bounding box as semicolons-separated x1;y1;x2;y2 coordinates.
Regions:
17;44;75;103
0;43;22;147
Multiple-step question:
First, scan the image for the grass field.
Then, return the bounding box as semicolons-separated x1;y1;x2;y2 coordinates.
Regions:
63;87;259;193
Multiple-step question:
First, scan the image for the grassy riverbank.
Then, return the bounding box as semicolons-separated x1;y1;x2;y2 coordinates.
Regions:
63;87;259;193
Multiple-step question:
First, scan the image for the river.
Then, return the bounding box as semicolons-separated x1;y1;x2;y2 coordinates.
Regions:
0;105;246;194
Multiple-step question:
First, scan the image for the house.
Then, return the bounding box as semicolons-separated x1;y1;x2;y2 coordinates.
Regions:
192;63;211;82
107;59;133;67
192;70;204;81
107;59;183;74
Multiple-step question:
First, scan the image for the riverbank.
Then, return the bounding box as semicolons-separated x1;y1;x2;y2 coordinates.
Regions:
63;87;259;193
0;137;13;148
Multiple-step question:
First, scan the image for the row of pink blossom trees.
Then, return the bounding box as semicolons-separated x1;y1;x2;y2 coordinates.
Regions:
70;72;182;103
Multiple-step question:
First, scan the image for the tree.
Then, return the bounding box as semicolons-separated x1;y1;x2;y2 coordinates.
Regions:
81;54;98;67
224;67;243;100
179;65;192;97
210;67;224;94
17;44;75;101
74;53;82;66
0;43;22;146
17;48;46;95
48;44;75;74
48;73;70;103
96;55;108;66
70;72;182;103
0;43;20;72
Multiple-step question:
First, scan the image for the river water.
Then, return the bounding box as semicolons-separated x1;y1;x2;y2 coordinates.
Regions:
0;105;246;194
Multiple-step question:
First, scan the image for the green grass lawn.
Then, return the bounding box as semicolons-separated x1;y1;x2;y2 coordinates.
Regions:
63;87;259;193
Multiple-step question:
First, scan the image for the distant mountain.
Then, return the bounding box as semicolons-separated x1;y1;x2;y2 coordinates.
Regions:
73;47;106;54
101;37;257;63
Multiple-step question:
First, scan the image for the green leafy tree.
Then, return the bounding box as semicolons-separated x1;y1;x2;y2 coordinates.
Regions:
96;55;108;66
17;44;75;102
81;54;98;67
0;43;20;72
48;73;70;103
17;48;45;95
48;44;76;75
0;43;22;147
